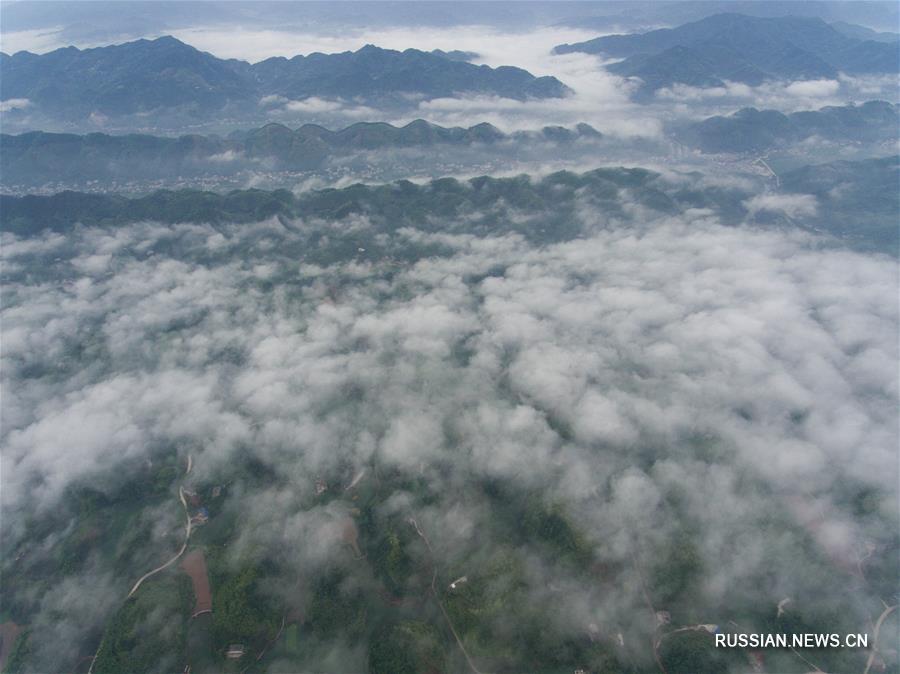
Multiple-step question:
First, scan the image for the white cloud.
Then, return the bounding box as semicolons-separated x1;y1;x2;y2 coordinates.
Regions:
278;96;379;119
284;97;345;113
2;190;896;670
655;76;891;117
784;79;841;98
744;193;818;218
0;97;32;112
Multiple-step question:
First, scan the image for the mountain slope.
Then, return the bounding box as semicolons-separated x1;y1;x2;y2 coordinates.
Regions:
246;44;568;101
0;36;249;116
780;155;899;250
554;13;898;95
829;21;900;44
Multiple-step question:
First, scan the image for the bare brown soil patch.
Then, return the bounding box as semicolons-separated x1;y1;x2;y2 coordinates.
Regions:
0;622;23;670
181;549;212;617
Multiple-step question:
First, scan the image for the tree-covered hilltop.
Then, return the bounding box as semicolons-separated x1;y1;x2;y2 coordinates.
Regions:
3;160;897;253
0;121;601;187
677;101;899;154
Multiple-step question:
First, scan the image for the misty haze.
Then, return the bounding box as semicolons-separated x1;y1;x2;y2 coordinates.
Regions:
0;2;897;674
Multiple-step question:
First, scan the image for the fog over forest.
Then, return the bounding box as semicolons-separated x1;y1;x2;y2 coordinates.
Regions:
1;2;898;673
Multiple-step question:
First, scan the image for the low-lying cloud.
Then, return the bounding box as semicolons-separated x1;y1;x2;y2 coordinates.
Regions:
0;97;32;112
744;193;819;219
2;195;896;669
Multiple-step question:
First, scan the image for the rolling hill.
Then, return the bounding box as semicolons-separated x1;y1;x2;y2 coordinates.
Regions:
3;159;895;253
0;120;601;187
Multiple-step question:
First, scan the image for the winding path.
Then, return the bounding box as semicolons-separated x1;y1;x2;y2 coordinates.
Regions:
88;455;194;673
409;517;483;674
629;546;669;674
862;603;897;674
126;485;192;598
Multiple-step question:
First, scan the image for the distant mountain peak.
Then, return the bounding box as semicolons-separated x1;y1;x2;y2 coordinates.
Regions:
555;12;898;98
150;35;189;45
0;36;569;124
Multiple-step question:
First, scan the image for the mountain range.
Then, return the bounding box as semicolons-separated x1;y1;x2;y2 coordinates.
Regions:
678;100;899;153
554;13;899;97
3;158;895;253
0;37;569;123
0;120;602;187
829;21;900;43
554;2;900;34
0;168;686;239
